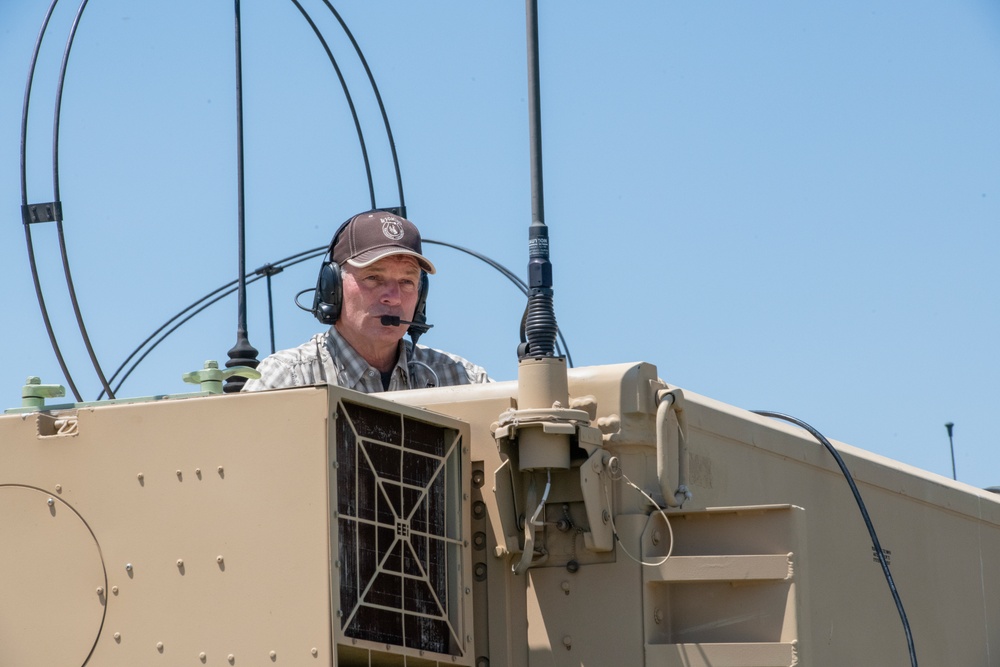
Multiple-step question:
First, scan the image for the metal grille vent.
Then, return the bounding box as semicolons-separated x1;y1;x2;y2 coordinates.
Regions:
335;399;464;656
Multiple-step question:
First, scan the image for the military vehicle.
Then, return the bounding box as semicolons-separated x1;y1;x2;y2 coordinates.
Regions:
3;2;996;666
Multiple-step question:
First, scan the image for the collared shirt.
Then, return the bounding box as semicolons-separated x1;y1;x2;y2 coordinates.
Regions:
241;326;490;393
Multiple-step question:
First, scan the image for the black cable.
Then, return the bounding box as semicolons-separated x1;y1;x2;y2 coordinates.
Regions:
323;1;406;212
20;0;83;402
753;410;917;667
265;270;277;355
287;0;376;208
51;0;117;399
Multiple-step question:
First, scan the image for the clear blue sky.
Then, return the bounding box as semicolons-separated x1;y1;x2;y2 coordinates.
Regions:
2;1;998;487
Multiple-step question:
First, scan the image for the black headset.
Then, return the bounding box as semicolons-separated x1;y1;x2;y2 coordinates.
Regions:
312;212;430;344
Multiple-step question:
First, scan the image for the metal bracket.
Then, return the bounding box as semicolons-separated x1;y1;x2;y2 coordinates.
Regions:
22;201;63;224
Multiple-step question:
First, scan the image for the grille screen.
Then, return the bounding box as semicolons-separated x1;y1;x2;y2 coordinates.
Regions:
336;399;464;656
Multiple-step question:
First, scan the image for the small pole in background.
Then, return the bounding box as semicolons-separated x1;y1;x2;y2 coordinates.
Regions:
945;422;956;481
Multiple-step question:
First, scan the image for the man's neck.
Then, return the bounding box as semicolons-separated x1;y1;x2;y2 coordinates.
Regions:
334;323;400;373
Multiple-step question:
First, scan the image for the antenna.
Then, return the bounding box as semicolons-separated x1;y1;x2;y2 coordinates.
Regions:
518;0;558;361
945;422;956;481
502;0;599;576
224;0;260;392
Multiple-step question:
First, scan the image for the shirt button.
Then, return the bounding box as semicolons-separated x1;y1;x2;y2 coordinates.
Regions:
368;370;376;377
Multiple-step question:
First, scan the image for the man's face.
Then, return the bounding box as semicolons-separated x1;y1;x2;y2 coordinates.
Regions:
335;255;421;353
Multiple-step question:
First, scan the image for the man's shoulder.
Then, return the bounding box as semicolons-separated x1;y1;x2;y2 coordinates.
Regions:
242;333;329;391
262;333;328;365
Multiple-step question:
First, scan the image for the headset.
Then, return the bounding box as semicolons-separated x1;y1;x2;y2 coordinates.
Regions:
311;212;431;344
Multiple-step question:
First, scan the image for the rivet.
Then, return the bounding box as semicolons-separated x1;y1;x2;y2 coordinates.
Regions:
112;586;119;595
270;650;277;659
176;470;183;479
195;468;202;476
125;563;133;572
200;652;207;662
217;555;224;564
55;484;62;493
336;609;343;617
218;466;224;475
47;498;54;507
157;642;164;652
176;559;184;568
562;635;572;649
137;473;144;481
311;648;318;657
651;530;661;546
465;587;471;595
96;587;104;596
228;654;235;664
114;632;121;642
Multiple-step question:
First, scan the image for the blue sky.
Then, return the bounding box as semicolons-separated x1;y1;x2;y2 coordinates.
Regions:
2;1;998;487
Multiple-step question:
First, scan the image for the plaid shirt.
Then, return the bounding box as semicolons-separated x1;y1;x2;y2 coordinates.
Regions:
242;326;490;393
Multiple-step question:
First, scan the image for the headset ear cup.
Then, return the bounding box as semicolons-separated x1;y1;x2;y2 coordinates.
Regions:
407;273;430;343
313;262;343;325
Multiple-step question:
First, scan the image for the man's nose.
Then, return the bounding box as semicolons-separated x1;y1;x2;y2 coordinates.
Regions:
380;281;402;304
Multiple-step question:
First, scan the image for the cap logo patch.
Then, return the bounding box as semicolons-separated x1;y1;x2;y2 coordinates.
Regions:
381;217;404;240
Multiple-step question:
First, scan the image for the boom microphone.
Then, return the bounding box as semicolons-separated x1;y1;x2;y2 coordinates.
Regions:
380;315;433;332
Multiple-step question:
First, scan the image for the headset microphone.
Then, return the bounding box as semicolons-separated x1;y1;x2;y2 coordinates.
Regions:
381;315;434;332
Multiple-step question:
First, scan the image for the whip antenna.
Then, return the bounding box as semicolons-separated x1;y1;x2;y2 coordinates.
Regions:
224;0;260;391
519;0;558;360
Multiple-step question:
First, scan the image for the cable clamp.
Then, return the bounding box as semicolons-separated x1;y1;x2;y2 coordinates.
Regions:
22;201;63;225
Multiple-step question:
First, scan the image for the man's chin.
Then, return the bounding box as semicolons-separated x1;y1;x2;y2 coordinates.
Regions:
366;324;407;342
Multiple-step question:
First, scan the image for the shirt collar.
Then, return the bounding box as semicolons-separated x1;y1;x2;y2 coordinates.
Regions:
325;326;412;391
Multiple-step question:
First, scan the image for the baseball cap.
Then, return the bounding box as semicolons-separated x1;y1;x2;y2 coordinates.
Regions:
332;210;436;274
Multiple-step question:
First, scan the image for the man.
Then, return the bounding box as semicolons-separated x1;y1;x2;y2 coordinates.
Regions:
242;210;490;393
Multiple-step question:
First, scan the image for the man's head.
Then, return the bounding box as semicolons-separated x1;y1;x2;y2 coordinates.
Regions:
325;211;433;371
332;210;435;274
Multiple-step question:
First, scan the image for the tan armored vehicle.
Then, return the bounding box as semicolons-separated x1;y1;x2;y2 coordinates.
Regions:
4;3;996;666
4;356;997;666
